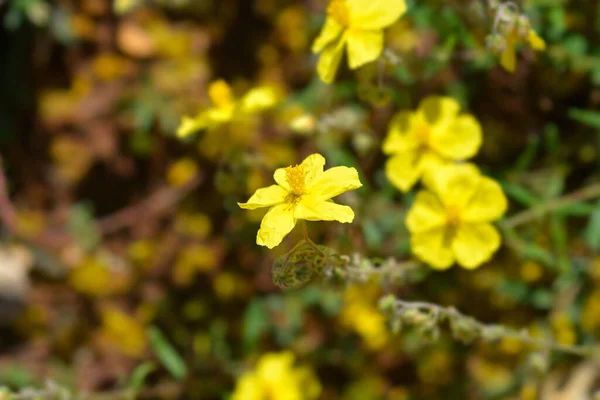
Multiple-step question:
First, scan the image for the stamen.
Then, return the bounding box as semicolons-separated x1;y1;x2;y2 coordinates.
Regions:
285;165;308;196
445;205;462;227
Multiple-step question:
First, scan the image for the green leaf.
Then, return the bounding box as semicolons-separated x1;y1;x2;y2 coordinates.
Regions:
501;182;539;207
243;300;268;352
68;203;101;252
128;361;156;391
569;108;600;130
147;326;187;380
584;201;600;252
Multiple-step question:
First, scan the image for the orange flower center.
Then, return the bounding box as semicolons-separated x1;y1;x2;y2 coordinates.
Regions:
327;0;350;27
285;164;308;196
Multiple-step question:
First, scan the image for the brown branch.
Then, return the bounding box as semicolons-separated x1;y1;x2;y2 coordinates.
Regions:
95;175;202;235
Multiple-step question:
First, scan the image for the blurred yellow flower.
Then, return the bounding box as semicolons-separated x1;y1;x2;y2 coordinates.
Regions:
231;351;321;400
406;164;507;269
312;0;407;83
99;307;147;358
238;153;362;248
500;28;545;73
177;80;278;138
166;158;199;187
341;283;388;350
383;96;482;192
173;243;219;286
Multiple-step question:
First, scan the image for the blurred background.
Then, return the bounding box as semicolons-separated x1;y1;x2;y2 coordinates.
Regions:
1;0;600;398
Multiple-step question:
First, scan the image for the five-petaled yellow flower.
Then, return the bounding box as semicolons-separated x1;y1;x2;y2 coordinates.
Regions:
406;164;507;270
312;0;407;83
177;79;277;138
231;351;321;400
238;153;362;249
383;96;482;192
500;28;546;73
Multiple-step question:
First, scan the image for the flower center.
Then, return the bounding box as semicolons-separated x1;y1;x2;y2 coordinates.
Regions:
416;121;431;147
327;0;350;27
285;164;308;196
208;80;234;109
445;205;462;227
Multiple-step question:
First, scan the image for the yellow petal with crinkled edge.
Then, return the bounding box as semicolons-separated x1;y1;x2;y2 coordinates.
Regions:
295;198;355;223
299;153;326;184
419;96;460;128
463;177;507;223
452;223;501;269
423;163;480;208
238;185;288;210
346;29;383;69
411;228;455;270
256;204;297;249
308;166;362;200
312;18;344;53
406;191;446;233
385;152;420;192
347;0;407;30
527;29;546;51
316;37;346;83
382;111;419;155
240;86;278;113
431;114;482;160
177;115;208;138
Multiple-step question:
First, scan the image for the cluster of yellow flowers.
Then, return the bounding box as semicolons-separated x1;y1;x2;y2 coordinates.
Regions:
231;351;321;400
383;96;508;269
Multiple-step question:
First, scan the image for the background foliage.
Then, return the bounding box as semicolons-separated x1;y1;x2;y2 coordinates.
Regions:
1;0;600;398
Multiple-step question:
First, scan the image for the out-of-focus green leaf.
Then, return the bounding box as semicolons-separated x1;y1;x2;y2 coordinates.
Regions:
128;361;156;391
243;300;268;352
501;182;539;207
68;203;101;252
569;108;600;130
584;201;600;252
147;326;187;380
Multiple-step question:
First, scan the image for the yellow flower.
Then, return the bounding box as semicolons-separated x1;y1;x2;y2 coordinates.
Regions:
312;0;407;83
166;158;199;187
383;96;482;192
231;351;321;400
99;307;147;358
500;28;546;73
238;153;362;249
406;164;507;269
177;80;278;138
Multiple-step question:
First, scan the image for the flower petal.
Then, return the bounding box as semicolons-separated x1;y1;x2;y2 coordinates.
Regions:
308;166;362;200
382;111;419;155
500;38;517;72
240;86;278;113
238;185;288;210
452;223;501;269
312;18;344;53
419;96;460;128
385;152;421;192
299;153;326;185
256;204;297;249
463;177;508;222
295;199;355;223
423;163;480;208
347;0;407;30
177;115;209;138
346;29;383;69
411;228;455;270
431;114;482;160
406;191;446;233
273;168;291;191
527;30;546;51
316;37;346;83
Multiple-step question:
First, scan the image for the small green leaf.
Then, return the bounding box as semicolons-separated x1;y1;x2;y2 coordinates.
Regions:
584;201;600;252
243;300;268;352
501;182;539;207
147;326;187;380
569;108;600;130
128;361;156;391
